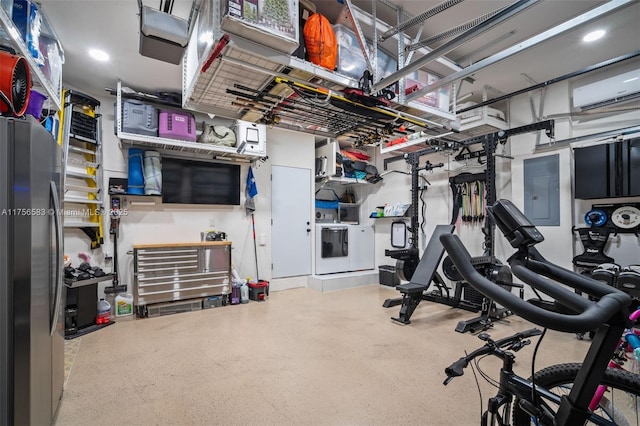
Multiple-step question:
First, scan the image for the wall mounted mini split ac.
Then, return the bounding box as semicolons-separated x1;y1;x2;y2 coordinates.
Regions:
138;1;190;65
573;68;640;110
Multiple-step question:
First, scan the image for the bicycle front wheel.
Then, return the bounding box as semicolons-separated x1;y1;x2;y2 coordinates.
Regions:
512;363;640;426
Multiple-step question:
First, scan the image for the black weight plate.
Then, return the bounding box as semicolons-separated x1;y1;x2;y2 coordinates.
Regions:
396;258;418;282
442;256;462;281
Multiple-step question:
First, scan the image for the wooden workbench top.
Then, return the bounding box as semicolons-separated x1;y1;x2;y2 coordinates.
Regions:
133;241;232;249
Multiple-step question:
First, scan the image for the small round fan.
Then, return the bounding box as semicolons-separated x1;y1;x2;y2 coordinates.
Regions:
0;50;32;117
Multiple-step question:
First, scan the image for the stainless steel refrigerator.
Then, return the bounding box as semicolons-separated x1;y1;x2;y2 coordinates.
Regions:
0;116;65;425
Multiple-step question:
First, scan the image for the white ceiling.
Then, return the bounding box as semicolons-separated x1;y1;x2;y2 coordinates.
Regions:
39;0;640;107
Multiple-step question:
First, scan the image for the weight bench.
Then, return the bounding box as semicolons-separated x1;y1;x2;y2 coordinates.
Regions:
390;225;455;324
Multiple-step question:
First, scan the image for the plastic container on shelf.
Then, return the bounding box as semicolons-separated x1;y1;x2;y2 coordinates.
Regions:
333;24;396;81
25;89;46;119
115;294;134;317
39;34;62;86
334;24;366;81
405;69;450;111
96;298;111;324
11;0;45;66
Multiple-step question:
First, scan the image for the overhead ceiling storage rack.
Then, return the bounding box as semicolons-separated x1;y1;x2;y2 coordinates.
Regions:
0;2;64;111
182;0;459;147
182;0;636;152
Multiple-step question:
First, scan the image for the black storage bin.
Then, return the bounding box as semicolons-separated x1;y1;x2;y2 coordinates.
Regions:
379;265;400;287
65;283;98;335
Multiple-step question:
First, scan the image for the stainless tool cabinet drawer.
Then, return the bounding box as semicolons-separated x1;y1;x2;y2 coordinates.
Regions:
133;243;231;307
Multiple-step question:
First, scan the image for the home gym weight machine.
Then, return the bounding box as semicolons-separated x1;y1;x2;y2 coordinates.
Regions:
383;120;555;332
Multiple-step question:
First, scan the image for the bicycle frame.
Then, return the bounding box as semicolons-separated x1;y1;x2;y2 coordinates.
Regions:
482;348;565;426
481;311;639;426
487;366;625;426
482;331;626;426
486;374;561;425
589;308;640;412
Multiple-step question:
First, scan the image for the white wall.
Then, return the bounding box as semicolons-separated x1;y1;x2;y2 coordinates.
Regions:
509;81;576;270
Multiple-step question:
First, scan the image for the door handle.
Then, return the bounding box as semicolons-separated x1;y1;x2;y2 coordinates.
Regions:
306;228;311;232
50;180;63;337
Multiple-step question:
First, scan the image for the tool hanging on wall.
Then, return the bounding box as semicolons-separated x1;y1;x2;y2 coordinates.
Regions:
104;195;127;295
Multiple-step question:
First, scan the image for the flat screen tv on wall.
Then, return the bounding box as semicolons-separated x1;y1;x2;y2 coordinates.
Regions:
161;157;241;205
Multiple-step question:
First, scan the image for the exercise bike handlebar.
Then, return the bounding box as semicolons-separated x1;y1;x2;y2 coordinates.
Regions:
444;328;542;383
525;249;624;300
439;234;632;334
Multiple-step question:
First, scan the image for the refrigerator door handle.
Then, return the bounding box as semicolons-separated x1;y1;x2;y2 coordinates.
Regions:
50;180;63;336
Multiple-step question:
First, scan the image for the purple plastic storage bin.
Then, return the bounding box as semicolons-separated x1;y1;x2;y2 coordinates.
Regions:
158;110;196;141
25;90;47;119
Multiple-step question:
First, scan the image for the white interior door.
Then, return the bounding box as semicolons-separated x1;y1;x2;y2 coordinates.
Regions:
272;166;312;278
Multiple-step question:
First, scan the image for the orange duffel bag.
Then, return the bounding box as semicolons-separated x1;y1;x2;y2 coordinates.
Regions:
303;13;337;70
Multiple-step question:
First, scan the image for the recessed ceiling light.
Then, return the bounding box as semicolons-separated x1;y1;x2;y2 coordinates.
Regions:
199;31;213;45
89;48;109;62
583;30;606;42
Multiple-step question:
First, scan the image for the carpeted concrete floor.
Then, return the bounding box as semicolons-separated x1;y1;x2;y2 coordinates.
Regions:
55;284;592;426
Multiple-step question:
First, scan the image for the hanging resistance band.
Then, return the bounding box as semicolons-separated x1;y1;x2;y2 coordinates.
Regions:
449;172;487;225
